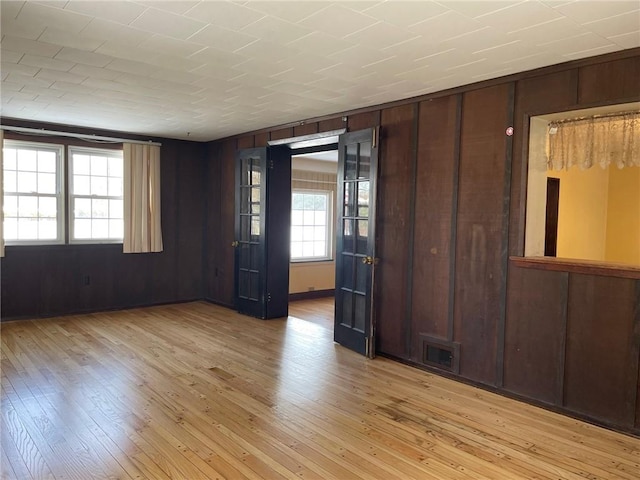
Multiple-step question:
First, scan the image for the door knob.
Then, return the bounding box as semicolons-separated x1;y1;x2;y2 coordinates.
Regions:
362;256;373;265
231;241;239;247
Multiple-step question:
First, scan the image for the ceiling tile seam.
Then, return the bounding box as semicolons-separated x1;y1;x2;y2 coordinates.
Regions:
470;0;530;20
581;8;640;26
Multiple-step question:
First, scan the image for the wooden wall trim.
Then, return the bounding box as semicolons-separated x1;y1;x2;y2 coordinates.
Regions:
632;280;640;428
447;94;463;342
510;256;640;279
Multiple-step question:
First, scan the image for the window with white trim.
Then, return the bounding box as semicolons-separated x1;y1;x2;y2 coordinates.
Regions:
69;147;123;242
2;141;124;245
2;141;64;244
291;190;332;261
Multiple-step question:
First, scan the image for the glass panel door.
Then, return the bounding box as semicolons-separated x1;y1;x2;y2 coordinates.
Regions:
334;128;379;357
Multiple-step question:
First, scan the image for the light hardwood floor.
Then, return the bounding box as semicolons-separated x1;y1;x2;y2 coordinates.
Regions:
1;300;638;479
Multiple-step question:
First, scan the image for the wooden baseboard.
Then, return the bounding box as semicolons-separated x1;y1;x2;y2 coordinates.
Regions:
289;289;334;301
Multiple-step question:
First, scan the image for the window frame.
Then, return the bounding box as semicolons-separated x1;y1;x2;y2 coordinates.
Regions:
68;145;124;245
2;140;65;246
290;189;333;263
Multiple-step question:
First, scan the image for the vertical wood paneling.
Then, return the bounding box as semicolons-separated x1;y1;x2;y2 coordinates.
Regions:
410;95;459;359
347;111;380;132
504;265;568;404
237;135;255;149
217;139;237;306
578;56;640;105
294;123;318;136
454;84;511;385
376;105;414;358
564;274;637;428
254;132;269;147
318;117;346;132
510;70;578;256
270;127;294;141
205;143;222;302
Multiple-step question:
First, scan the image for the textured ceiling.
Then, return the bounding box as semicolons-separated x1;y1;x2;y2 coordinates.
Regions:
1;1;639;141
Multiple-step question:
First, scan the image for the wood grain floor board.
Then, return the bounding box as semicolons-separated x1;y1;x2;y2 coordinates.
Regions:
2;299;638;479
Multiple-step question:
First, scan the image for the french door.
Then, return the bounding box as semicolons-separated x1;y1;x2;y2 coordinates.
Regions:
234;147;290;319
334;128;380;357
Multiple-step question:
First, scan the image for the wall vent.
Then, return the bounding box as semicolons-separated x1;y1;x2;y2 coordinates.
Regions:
420;335;460;374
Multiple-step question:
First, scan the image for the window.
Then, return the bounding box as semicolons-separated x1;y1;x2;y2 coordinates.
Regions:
2;141;64;244
291;190;332;261
2;141;123;245
69;147;123;242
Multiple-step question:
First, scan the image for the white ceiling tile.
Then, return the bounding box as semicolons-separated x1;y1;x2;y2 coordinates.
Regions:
286;31;353;55
343;21;420;49
562;43;623;60
184;2;266;30
362;1;448;27
505;16;588;45
537;31;616;52
0;15;47;40
1;51;25;64
243;1;329;23
299;4;379;39
188;24;258;51
232;39;299;63
476;1;564;31
19;54;74;72
329;45;394;69
50;80;96;95
240;15;312;44
38;28;105;52
5;72;54;88
20;85;65;99
440;26;512;52
583;10;640;38
438;1;525;19
1;35;62;57
105;58;158;76
137;35;205;58
1;62;40;77
17;1;92;33
233;57;294;77
137;1;201;15
269;67;327;84
35;68;85;84
130;7;207;40
408;11;485;43
149;67;205;85
472;39;543;60
1;1;25;20
555;0;640;24
79;18;152;45
69;64;122;81
608;31;640;48
144;53;204;72
63;1;147;25
94;41;160;63
54;47;113;68
188;46;248;69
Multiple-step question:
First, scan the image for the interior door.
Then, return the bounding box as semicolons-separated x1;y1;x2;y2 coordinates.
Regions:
235;147;267;318
334;128;379;357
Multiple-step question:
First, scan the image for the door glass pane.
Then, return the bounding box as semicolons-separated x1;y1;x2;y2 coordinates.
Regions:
241;215;249;239
357;181;369;217
251;217;260;237
241;158;249;186
251;170;261;186
356;259;367;293
343;219;354;253
354;294;366;332
341;292;353;328
356;220;368;254
250;272;259;300
251;186;260;203
241;186;249;213
343;181;355;217
342;254;354;290
250;243;259;270
358;141;371;179
240;243;250;269
345;144;357;180
239;270;249;298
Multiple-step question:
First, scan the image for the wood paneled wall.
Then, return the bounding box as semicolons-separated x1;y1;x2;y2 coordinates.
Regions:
1;134;206;319
204;49;640;434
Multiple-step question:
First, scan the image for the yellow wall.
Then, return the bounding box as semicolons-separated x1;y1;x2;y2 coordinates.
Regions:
548;165;640;265
605;165;640;264
551;166;609;261
289;165;337;294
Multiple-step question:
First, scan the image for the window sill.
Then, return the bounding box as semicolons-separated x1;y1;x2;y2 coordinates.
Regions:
510;256;640;279
290;259;334;266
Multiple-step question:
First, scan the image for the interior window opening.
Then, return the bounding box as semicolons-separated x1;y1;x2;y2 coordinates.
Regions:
525;102;640;267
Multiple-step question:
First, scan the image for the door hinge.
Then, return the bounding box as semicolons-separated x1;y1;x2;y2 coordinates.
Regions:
365;337;370;356
372;128;377;149
267;292;272;302
269;159;274;169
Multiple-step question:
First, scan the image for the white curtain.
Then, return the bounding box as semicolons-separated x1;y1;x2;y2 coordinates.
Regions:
547;111;639;171
0;130;4;258
123;143;163;253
